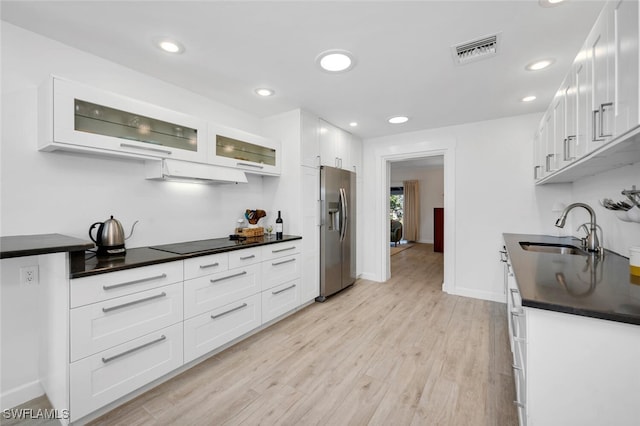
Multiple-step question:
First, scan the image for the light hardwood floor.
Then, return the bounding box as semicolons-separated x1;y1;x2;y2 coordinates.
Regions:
11;243;518;425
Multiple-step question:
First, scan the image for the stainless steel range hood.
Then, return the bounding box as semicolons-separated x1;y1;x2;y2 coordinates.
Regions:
145;159;248;184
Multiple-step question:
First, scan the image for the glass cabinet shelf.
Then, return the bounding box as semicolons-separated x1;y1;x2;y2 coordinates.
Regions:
74;99;197;152
216;135;276;166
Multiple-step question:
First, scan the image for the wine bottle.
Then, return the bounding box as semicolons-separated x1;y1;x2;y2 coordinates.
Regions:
275;210;283;239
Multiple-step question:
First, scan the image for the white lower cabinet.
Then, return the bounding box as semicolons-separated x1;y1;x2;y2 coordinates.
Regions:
184;263;261;319
183;293;262;363
506;261;640;426
70;323;183;421
65;240;305;422
70;282;183;362
261;279;300;323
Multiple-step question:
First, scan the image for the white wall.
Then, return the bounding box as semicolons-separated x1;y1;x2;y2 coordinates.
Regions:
362;113;571;301
390;166;444;243
0;23;272;407
569;163;640;256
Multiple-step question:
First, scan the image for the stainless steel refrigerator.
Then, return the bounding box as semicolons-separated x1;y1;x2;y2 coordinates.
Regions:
317;165;356;302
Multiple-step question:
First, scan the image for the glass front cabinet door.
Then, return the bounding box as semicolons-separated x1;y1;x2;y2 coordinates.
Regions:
39;76;207;162
209;124;281;176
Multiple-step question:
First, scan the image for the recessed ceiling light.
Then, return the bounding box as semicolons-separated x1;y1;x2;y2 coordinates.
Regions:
538;0;565;7
155;38;185;54
526;59;555;71
316;49;356;73
388;116;409;124
255;88;275;97
522;95;537;102
349;122;358;127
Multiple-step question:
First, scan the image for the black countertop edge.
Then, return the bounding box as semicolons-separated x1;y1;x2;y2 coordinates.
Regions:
0;234;95;259
503;233;640;327
71;235;302;279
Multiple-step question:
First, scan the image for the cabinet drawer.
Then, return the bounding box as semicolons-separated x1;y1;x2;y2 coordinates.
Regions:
71;261;183;308
183;293;261;363
261;254;301;291
262;279;300;324
261;241;300;261
69;323;183;422
228;247;262;269
70;283;183;362
184;263;261;319
183;252;229;280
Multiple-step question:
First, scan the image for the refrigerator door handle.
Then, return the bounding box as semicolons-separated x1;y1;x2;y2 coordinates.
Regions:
339;188;348;242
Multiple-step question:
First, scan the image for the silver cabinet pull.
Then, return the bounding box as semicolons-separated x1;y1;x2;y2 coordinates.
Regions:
272;284;296;295
102;292;167;313
272;246;296;253
564;135;577;161
103;273;167;290
272;258;296;266
512;363;523;371
545;153;555;172
120;143;172;155
533;165;542;179
240;254;256;260
599;102;613;138
499;250;507;262
211;271;247;283
237;162;264;169
511;308;525;316
211;303;248;319
592;109;605;142
102;335;166;363
199;262;220;269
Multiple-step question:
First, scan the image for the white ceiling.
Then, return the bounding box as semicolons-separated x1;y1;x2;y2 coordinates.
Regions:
1;0;605;139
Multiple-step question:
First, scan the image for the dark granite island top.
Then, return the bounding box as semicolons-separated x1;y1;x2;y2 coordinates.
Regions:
503;233;640;326
0;233;94;259
72;235;302;279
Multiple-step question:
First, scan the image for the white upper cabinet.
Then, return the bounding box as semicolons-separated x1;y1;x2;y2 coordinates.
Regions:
586;5;615;150
536;0;640;184
39;76;208;162
208;123;281;176
614;0;640;135
318;118;360;173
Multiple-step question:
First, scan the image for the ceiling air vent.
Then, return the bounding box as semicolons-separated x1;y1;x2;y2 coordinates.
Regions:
452;33;501;65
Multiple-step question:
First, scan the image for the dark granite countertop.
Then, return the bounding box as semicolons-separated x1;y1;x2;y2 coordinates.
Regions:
71;235;302;279
0;234;94;259
503;233;640;326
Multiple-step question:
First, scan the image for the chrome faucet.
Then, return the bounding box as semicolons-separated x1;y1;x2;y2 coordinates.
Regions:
555;203;601;253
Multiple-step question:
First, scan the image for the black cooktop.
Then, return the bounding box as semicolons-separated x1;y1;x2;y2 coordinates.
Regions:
150;238;253;255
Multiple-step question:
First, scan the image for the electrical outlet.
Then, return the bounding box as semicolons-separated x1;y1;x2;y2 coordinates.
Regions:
20;265;39;285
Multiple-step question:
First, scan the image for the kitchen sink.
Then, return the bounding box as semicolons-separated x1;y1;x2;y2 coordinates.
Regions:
519;241;587;255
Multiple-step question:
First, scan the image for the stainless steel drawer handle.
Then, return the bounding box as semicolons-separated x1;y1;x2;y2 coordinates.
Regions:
240;255;256;260
272;258;296;266
211;271;247;283
511;308;525;316
272;246;296;253
120;143;172;155
103;273;167;290
237;162;264;169
534;165;542;179
211;303;248;319
199;262;220;269
512;363;523;371
272;284;296;295
102;335;166;363
102;292;167;313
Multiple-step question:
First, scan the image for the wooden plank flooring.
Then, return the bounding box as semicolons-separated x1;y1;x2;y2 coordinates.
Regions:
11;243;518;425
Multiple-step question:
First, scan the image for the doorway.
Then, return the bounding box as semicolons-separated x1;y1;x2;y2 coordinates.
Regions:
372;148;455;294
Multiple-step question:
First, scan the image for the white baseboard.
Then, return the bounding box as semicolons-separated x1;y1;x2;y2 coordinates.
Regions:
358;272;378;282
444;286;506;304
1;380;44;410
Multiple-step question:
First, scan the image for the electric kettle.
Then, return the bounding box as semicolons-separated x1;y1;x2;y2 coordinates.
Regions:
89;215;138;255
